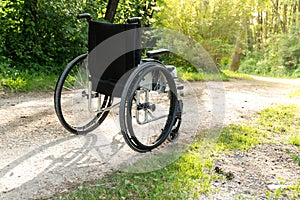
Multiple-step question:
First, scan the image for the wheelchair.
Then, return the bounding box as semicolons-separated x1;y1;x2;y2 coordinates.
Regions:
54;13;183;153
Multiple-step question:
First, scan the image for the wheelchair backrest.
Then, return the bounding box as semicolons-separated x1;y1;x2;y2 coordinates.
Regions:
88;20;141;73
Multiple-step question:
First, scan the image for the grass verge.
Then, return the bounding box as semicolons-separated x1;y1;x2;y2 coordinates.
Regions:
177;69;252;81
0;72;58;93
288;90;300;98
55;104;300;200
0;65;251;92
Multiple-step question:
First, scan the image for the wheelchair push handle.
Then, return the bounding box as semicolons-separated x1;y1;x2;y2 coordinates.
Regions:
77;13;92;22
127;17;141;24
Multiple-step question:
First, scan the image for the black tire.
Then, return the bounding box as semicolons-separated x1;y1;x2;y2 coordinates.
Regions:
54;54;111;134
119;62;177;152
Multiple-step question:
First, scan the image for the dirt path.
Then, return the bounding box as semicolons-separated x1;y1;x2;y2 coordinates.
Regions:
0;76;299;199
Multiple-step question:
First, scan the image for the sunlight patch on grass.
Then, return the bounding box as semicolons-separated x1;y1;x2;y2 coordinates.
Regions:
1;77;27;92
222;70;253;80
217;125;266;151
1;73;57;92
258;104;300;134
285;183;300;199
288;90;300;98
288;133;300;146
177;69;252;82
178;70;229;81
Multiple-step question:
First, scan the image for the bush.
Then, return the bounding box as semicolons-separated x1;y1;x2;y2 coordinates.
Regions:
0;0;94;73
219;57;231;69
240;31;300;77
279;30;300;71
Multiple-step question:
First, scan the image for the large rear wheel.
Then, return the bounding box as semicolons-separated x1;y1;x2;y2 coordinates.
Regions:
54;54;111;134
119;62;178;152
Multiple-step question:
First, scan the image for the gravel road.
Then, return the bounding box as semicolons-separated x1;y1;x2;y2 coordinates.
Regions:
0;76;299;199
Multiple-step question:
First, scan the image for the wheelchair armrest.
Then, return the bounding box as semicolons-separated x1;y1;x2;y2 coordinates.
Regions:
127;17;141;24
77;13;92;22
146;49;170;58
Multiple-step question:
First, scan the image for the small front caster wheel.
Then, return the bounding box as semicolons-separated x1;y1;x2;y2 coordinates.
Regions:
167;129;180;142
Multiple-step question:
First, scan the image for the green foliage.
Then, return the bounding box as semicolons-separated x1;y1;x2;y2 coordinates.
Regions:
217;125;265;151
1;0;90;71
177;68;251;81
285;182;300;199
288;133;300;146
280;30;300;71
219;57;231;69
288;90;300;98
1;77;27;92
222;70;252;80
202;39;234;68
240;30;300;77
287;151;300;166
177;69;229;81
258;105;300;134
0;60;58;92
60;141;217;200
0;0;160;86
155;0;238;69
115;0;158;26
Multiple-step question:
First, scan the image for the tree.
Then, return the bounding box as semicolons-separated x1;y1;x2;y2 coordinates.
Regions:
114;0;158;26
230;40;244;71
105;0;120;23
157;0;245;69
0;0;90;72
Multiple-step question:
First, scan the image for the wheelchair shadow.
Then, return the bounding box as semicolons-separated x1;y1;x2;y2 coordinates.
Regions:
0;82;214;199
0;94;128;199
0;112;187;200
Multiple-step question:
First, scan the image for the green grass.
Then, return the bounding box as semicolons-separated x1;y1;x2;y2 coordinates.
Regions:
287;151;300;166
0;61;61;92
258;105;300;135
0;72;58;92
222;70;253;80
55;125;268;199
288;133;300;146
216;125;267;151
288;90;300;98
55;104;300;200
55;125;266;200
286;183;300;199
57;140;218;200
55;105;300;199
177;68;252;81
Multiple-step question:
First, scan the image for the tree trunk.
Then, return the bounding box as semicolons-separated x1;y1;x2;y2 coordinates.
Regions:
256;10;263;49
298;0;300;25
282;4;288;33
272;0;279;34
229;40;243;71
264;11;268;41
104;0;120;23
292;4;297;26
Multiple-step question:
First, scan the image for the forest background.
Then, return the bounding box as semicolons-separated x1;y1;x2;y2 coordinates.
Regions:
0;0;300;91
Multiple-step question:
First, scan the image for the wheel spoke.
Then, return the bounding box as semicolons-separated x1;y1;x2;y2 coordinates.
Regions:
54;54;111;134
119;62;177;152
